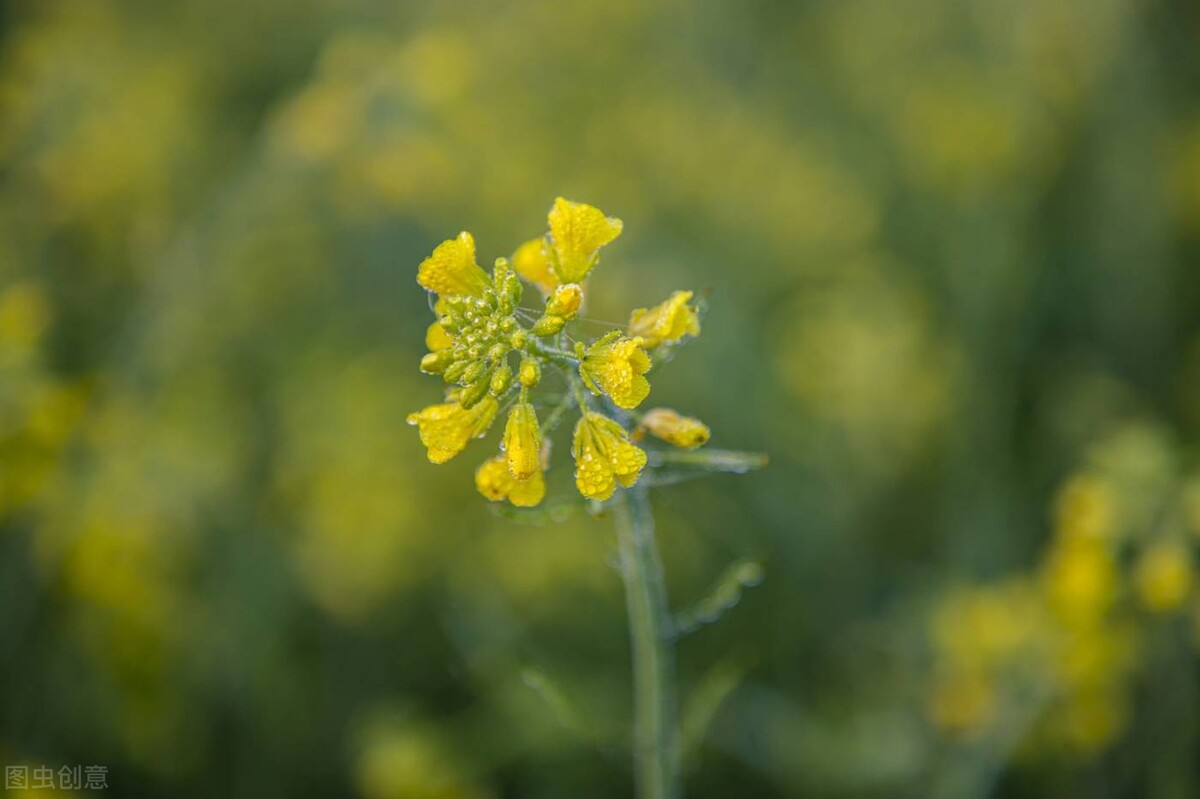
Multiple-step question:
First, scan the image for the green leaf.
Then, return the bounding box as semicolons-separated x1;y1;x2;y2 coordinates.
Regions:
681;656;750;768
647;448;769;474
673;559;765;636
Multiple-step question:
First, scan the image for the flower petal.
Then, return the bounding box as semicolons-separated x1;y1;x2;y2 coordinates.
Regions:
547;198;622;283
407;395;498;464
417;231;491;297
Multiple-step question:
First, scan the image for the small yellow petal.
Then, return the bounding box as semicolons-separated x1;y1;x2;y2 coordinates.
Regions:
639;408;710;448
512;238;559;295
407;396;498;464
628;290;701;347
425;321;453;351
417;231;491;297
507;469;546;507
475;456;514;501
547;198;623;283
504;402;542;480
580;334;652;409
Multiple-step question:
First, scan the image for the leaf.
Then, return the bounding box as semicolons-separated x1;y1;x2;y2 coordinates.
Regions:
647;448;769;474
673;559;766;636
681;656;750;769
520;666;589;739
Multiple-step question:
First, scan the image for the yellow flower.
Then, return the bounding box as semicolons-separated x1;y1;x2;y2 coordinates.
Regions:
406;395;498;464
547;197;623;283
1135;542;1193;612
475;455;545;507
572;412;647;500
1043;537;1117;626
512;238;559;295
629;290;701;347
639;408;710;448
503;401;542;480
417;231;490;297
579;333;651;409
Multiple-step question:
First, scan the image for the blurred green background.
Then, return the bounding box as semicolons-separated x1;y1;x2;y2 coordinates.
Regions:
3;0;1200;797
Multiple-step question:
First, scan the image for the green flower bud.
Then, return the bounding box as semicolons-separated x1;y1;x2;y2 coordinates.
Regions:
420;350;455;374
518;358;541;388
532;314;566;337
490;364;513;395
463;360;488;384
503;271;523;306
443;359;470;384
459;376;492;409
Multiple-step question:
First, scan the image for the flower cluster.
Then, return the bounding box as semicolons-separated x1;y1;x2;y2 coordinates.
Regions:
408;198;707;506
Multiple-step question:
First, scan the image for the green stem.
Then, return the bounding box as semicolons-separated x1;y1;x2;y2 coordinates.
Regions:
529;340;579;365
614;484;680;799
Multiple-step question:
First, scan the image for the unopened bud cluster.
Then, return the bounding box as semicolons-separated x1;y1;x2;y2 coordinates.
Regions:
421;259;525;408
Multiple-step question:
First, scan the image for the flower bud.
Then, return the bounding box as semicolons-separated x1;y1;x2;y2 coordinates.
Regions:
546;283;583;319
443;358;470;383
463;360;488;384
420;350;455;374
487;342;508;363
639;408;710;448
503;271;523;306
459;376;492;409
518;358;541;388
532;314;567;337
490;364;513;395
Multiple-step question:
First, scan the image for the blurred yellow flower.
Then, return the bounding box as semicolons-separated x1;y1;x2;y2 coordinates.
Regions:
579;333;651;409
629;290;700;348
572;412;647;501
417;232;490;298
512;238;558;295
547;197;623;283
1134;542;1193;613
503;401;542;480
355;720;491;799
932;580;1043;671
1053;624;1136;690
638;408;710;448
1043;538;1117;627
406;396;498;464
1056;689;1128;755
475;454;545;508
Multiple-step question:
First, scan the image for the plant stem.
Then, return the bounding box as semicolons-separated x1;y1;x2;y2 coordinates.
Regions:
614;483;679;799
